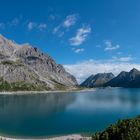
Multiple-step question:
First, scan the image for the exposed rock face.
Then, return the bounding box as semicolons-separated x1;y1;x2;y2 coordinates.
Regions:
105;68;140;88
80;75;95;87
81;73;115;87
0;34;78;90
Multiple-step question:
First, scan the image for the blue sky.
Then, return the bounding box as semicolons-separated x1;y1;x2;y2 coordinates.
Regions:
1;0;140;82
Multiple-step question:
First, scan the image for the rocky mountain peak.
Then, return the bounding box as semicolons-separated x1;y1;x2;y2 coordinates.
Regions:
130;68;140;74
0;35;21;61
81;73;115;87
128;68;140;81
105;68;140;88
117;71;128;78
0;34;78;90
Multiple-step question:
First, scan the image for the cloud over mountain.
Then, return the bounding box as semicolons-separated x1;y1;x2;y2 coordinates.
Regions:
64;59;140;83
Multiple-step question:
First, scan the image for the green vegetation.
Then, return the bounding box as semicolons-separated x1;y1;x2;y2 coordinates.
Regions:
92;115;140;140
0;81;48;91
0;77;49;91
1;60;23;66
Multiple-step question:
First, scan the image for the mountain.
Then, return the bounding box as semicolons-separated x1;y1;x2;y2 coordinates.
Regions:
0;34;78;91
105;68;140;88
81;73;115;87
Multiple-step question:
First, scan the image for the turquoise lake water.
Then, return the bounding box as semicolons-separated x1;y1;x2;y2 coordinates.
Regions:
0;88;140;138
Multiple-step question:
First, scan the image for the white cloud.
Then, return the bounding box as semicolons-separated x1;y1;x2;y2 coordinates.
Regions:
38;23;47;31
27;22;37;30
53;14;77;37
7;16;23;27
69;26;91;46
104;40;120;51
117;52;122;55
73;48;85;53
27;22;47;31
53;25;64;37
9;18;20;27
0;17;21;29
64;59;140;83
112;56;133;62
53;25;60;33
63;14;77;28
96;45;101;48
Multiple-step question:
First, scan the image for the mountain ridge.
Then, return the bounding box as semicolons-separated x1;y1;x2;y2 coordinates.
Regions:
105;68;140;88
81;68;140;88
0;34;78;91
81;73;115;87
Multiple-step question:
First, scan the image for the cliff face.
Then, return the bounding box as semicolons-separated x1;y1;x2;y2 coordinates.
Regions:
0;35;78;90
81;73;115;87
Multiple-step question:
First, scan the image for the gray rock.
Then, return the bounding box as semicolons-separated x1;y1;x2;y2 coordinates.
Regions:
81;73;115;87
0;34;78;90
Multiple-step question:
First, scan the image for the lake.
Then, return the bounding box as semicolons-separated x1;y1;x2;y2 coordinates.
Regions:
0;88;140;138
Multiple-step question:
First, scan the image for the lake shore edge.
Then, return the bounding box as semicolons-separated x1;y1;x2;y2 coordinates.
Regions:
0;88;96;95
0;134;92;140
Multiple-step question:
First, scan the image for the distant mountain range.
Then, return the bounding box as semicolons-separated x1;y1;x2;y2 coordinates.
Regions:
81;68;140;88
0;34;78;91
